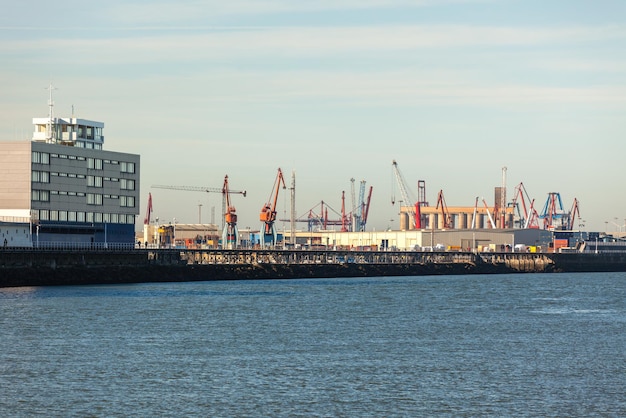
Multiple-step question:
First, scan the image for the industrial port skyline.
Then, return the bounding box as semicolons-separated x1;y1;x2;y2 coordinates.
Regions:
1;1;625;233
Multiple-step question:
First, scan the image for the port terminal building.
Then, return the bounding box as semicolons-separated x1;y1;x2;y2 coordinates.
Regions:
0;109;140;248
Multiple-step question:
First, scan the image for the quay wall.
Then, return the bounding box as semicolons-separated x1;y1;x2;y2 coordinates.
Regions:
1;249;625;287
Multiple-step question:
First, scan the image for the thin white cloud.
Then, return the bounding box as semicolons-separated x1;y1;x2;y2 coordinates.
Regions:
106;0;477;25
2;24;625;61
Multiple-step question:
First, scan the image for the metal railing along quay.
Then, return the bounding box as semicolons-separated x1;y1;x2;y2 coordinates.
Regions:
147;248;481;266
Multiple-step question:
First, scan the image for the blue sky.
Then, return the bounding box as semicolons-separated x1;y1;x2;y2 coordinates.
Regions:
1;0;625;232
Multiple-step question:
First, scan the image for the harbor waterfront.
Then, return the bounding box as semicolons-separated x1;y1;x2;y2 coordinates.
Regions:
2;248;626;287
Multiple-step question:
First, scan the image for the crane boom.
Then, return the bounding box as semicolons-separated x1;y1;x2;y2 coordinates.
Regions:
391;160;417;229
144;193;153;225
435;190;453;229
152;184;246;195
482;198;497;229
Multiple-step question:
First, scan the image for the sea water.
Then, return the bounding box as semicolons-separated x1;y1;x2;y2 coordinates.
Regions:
1;272;625;417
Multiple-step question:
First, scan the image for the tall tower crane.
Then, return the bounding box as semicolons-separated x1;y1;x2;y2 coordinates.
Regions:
151;177;246;240
391;160;419;229
260;168;286;247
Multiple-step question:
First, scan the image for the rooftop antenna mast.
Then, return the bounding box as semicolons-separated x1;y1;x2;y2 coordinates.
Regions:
501;166;507;228
46;82;57;143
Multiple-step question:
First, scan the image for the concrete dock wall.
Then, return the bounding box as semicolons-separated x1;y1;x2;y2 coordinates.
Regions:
1;249;625;287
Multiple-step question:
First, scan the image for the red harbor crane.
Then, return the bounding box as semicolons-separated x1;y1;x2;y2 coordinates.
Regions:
144;193;153;225
435;190;453;229
567;198;581;230
511;182;540;229
222;175;240;248
259;168;286;247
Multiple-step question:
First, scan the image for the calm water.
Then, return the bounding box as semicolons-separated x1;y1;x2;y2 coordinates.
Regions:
1;273;625;417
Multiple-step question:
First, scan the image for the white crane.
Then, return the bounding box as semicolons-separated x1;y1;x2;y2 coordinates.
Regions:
391;160;418;229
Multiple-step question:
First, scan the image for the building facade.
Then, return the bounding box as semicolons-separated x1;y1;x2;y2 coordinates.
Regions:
0;115;140;248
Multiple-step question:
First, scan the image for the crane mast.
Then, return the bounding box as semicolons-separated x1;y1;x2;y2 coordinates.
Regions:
290;171;296;247
259;168;286;247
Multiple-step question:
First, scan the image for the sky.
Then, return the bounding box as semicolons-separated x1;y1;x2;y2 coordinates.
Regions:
1;0;625;233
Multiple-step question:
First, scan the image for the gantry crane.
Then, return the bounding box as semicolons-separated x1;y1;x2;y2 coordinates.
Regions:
280;200;344;232
151;177;246;245
259;168;286;247
539;192;568;230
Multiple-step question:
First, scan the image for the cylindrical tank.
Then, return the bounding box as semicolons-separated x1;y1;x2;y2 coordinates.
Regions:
507;213;514;229
476;214;484;229
458;213;467;229
399;212;409;231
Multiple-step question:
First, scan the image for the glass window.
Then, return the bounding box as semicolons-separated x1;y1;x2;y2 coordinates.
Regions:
32;152;50;164
32;171;50;183
121;179;135;190
87;193;103;205
120;161;136;173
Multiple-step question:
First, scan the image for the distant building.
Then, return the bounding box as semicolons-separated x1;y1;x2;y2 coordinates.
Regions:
0;97;139;248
